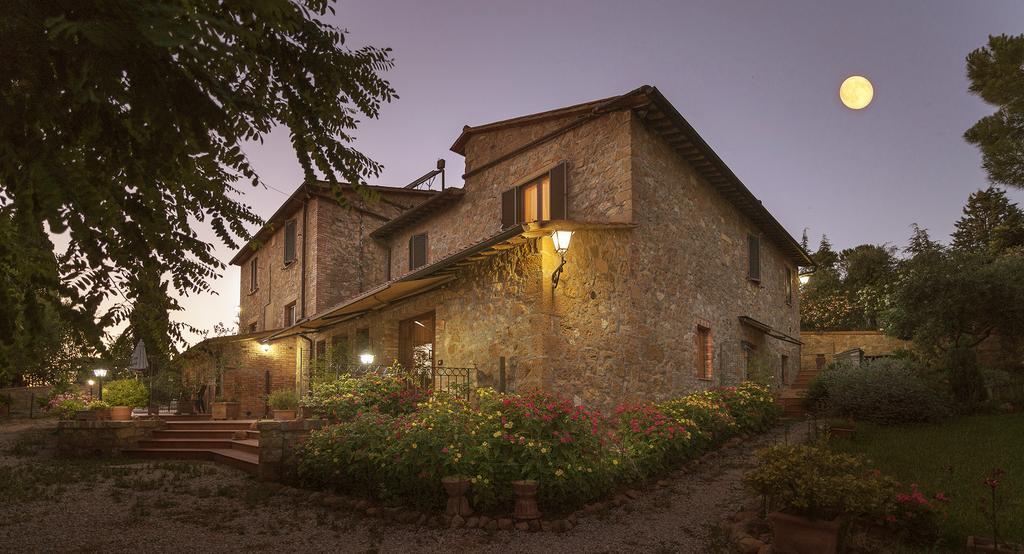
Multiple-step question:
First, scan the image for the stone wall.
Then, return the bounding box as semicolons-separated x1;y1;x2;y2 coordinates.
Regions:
56;419;165;458
257;418;324;481
799;330;1017;370
0;385;88;416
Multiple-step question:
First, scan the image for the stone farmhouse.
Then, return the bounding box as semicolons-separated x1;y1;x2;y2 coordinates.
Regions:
181;85;812;417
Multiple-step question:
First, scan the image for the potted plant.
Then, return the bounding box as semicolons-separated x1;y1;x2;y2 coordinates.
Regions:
103;379;148;421
441;475;474;517
969;468;1023;552
75;400;112;421
267;389;298;420
745;443;895;554
211;395;241;420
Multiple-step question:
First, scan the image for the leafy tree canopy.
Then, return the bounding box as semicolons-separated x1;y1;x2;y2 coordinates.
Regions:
0;1;395;382
964;34;1024;190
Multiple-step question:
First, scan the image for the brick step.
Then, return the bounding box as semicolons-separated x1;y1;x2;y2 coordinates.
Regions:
137;438;259;453
246;430;260;440
777;396;807;417
164;420;256;431
123;448;259;475
152;429;240;440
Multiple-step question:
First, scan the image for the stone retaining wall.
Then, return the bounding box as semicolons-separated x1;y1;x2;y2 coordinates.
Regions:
258;418;324;481
56;419;165;458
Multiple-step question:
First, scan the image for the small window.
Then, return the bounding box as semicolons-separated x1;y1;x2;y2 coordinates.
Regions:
284;219;297;265
248;322;258;334
501;162;568;228
815;354;826;370
696;325;712;379
314;340;327;363
747;234;761;282
409;233;427;270
742;341;757;379
284;302;297;327
249;257;258;292
781;354;789;384
331;334;349;364
785;267;793;304
355;328;370;359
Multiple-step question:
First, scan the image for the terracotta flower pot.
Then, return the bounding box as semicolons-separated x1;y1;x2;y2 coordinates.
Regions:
968;536;1024;553
273;409;297;421
769;511;841;554
109;406;133;421
441;475;473;517
512;479;541;520
211;401;240;420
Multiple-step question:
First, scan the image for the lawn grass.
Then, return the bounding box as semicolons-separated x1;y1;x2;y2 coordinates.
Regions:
831;412;1024;546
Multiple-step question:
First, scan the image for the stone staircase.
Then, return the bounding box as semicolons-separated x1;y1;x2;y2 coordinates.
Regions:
123;415;260;475
777;366;822;418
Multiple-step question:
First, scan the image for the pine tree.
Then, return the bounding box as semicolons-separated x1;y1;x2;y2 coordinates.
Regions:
964;34;1024;190
951;187;1024;256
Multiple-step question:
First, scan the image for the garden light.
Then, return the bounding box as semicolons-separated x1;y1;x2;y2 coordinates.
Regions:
260;342;271;353
550;230;574;289
93;368;108;400
359;353;375;365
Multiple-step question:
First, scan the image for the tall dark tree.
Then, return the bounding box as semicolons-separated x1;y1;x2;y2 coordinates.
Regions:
964;34;1024;190
0;1;396;368
951;187;1024;257
800;236;894;331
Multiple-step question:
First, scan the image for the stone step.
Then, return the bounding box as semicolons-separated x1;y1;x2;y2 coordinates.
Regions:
137;438;258;452
158;414;213;421
164;420;256;431
123;448;259;475
245;430;260;440
152;429;240;440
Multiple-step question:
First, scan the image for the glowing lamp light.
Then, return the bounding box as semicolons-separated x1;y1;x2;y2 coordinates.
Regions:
359;353;375;365
259;342;271;353
551;230;574;254
799;273;811;285
93;368;108;378
87;379;95;386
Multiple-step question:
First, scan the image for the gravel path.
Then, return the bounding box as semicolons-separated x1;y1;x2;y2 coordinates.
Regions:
0;417;805;553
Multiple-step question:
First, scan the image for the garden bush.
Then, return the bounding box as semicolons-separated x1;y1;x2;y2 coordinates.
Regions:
296;380;779;513
745;443;898;519
301;373;427;420
103;379;148;408
267;389;298;410
45;391;87;419
806;359;951;424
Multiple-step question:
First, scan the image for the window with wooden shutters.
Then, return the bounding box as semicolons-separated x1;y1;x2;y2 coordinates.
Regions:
284;302;297;326
409;233;427;270
500;162;568;229
284;219;297;265
747;234;761;282
249;257;258;292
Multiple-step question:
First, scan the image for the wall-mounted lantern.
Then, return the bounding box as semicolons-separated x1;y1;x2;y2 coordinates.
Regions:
798;270;813;285
259;342;271;353
551;230;574;289
359;353;375;365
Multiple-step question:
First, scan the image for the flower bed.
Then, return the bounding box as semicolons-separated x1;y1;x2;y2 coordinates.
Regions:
296;379;780;514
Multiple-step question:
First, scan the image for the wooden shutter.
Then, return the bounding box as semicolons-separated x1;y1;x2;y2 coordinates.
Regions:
501;188;517;228
747;234;761;281
249;257;258;291
548;162;568;220
409;234;427;269
284;219;297;264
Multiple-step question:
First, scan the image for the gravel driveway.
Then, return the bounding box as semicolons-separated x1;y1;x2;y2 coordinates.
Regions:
0;417;804;553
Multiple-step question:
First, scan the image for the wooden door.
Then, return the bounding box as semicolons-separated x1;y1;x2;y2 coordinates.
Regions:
398;311;435;379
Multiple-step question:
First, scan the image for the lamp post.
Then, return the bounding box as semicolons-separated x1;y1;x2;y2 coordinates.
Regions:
87;379;95;399
93;369;108;401
550;230;574;289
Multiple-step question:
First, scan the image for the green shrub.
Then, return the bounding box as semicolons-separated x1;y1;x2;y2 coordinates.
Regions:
103;379;148;408
267;389;298;410
85;400;111;410
806;359;951;424
301;374;427;420
296;380;781;513
745;443;897;519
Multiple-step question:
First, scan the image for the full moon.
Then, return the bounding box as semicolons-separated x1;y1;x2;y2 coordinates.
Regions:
839;75;874;110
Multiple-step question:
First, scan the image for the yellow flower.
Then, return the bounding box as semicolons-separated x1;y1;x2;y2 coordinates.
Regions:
493;431;502;438
554;468;564;477
411;443;417;449
612;459;619;465
504;421;513;429
527;441;535;448
540;447;549;454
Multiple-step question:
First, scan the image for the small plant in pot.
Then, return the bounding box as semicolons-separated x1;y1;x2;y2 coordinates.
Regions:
969;468;1023;552
267;390;298;420
745;443;896;554
76;400;112;421
211;394;241;420
103;379;148;421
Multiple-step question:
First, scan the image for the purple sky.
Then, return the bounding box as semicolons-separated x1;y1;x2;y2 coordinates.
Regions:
177;0;1024;345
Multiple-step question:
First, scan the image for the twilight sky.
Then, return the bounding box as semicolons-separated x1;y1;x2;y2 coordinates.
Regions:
175;0;1024;345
